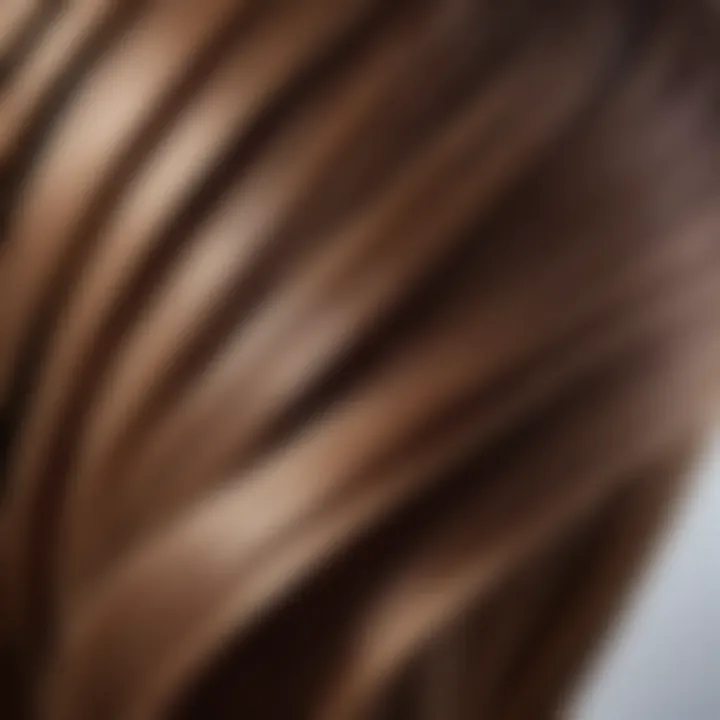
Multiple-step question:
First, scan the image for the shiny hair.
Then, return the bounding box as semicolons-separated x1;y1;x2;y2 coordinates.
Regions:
1;1;719;718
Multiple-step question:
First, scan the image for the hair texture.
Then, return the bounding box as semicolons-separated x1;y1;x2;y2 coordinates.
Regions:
1;1;720;718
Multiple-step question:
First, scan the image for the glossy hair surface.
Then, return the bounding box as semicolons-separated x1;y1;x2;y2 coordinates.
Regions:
1;1;720;718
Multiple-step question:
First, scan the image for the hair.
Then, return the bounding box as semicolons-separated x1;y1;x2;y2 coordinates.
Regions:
1;1;719;718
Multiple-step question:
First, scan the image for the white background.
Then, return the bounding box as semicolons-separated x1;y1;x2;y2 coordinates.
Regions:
575;439;720;720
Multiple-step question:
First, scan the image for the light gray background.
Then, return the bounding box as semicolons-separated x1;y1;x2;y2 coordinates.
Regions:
574;439;720;720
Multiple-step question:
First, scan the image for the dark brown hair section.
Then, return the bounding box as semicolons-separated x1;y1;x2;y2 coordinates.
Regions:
1;1;719;718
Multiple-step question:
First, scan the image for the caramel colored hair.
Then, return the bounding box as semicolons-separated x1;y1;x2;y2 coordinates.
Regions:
1;1;719;718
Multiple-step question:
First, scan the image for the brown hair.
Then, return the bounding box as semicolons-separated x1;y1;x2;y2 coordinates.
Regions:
1;1;719;718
